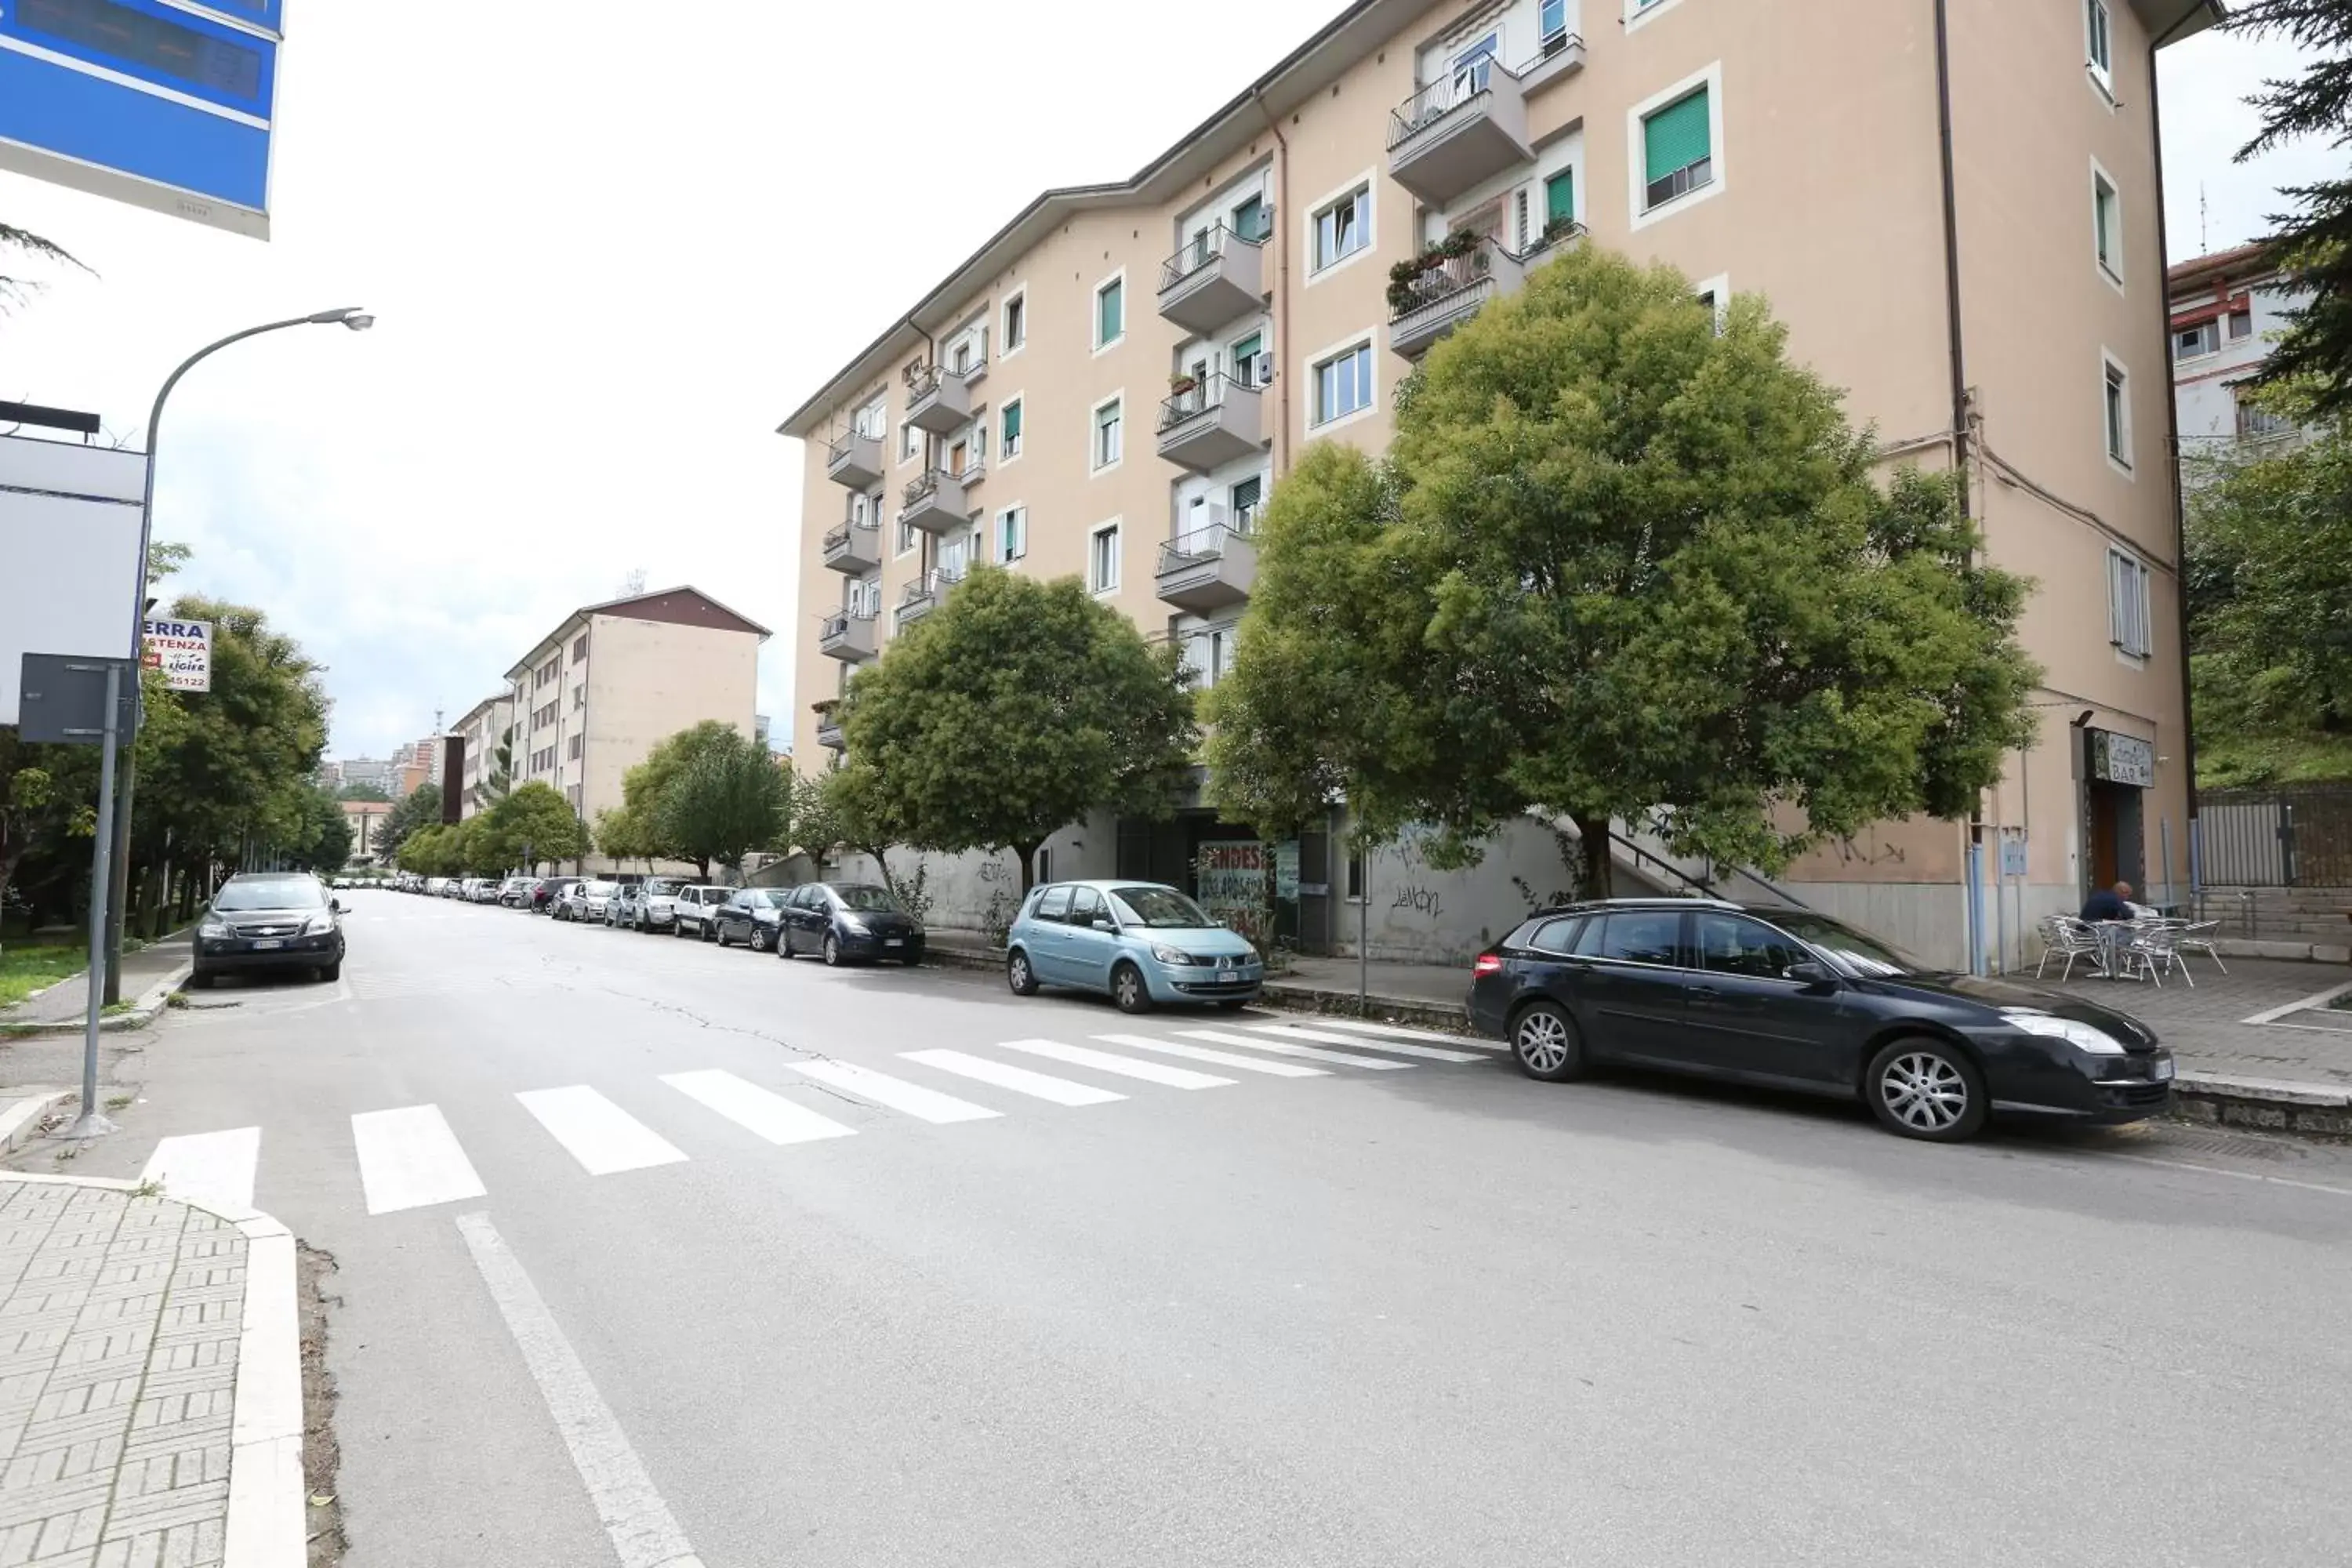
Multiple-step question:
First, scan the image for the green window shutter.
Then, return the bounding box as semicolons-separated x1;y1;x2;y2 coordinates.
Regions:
1098;281;1123;343
1643;89;1710;184
1544;170;1575;223
1003;401;1022;442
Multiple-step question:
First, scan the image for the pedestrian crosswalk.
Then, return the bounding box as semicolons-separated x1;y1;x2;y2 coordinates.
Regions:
124;1019;1499;1218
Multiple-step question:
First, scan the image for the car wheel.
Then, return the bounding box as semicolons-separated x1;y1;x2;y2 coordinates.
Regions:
185;971;212;991
822;934;844;967
1112;962;1152;1015
671;920;685;938
1007;949;1039;996
715;924;732;949
750;924;772;953
702;922;717;943
320;961;341;983
1510;1002;1585;1083
1866;1036;1987;1142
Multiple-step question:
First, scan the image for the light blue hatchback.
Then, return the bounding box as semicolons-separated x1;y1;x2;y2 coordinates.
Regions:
1005;880;1265;1013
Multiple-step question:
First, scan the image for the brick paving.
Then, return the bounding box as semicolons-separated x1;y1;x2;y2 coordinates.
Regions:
2039;956;2352;1087
0;1182;241;1568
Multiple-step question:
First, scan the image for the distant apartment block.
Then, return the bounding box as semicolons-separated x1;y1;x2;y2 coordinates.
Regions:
2168;241;2317;463
453;691;517;818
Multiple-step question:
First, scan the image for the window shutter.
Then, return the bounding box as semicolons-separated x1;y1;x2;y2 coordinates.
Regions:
1514;189;1530;249
1545;169;1575;224
1098;281;1122;343
1643;89;1710;184
1003;401;1022;443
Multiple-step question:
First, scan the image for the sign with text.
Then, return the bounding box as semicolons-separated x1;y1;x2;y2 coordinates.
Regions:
142;618;213;691
1196;839;1272;942
2089;729;2154;789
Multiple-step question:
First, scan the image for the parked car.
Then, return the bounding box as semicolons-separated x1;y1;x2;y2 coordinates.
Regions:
557;879;619;923
711;887;790;951
191;873;345;988
670;885;731;940
1004;880;1261;1014
779;882;925;966
423;877;451;898
495;876;536;908
1468;898;2174;1143
535;876;579;914
608;877;684;932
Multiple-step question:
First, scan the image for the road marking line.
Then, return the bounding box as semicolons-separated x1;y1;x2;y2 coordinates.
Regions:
2105;1153;2352;1199
902;1049;1126;1106
456;1214;707;1568
140;1127;259;1213
660;1070;858;1145
993;1037;1234;1089
788;1059;1002;1123
1093;1033;1327;1078
1176;1028;1416;1069
515;1087;688;1175
2241;978;2352;1025
1311;1018;1501;1051
350;1105;488;1214
1246;1023;1486;1062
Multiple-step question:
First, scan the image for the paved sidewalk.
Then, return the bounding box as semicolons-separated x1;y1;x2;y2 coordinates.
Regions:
0;1177;301;1568
2040;957;2352;1087
0;940;193;1029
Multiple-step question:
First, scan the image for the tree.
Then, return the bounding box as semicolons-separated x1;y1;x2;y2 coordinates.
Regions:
482;724;517;806
0;730;100;923
834;568;1196;893
397;825;453;876
593;805;654;869
282;787;353;874
786;774;844;862
1;220;85;314
481;782;590;871
653;733;788;881
335;782;392;803
2223;2;2352;416
372;782;445;870
1209;245;2037;897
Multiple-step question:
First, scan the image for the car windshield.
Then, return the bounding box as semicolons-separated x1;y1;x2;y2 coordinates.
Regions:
1107;886;1214;928
1765;912;1926;978
754;890;788;908
833;885;902;913
215;879;325;912
642;880;681;895
583;881;617;896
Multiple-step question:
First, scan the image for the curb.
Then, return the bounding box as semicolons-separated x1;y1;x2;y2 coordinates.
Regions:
2172;1073;2352;1138
1259;982;1472;1033
0;962;191;1037
0;1172;304;1567
0;1090;75;1154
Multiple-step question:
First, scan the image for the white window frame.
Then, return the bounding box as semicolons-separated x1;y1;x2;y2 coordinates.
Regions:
1692;272;1729;335
1090;391;1125;476
898;416;921;466
995;504;1028;564
997;393;1025;467
1000;285;1028;361
1305;171;1377;285
895;510;918;558
1628;63;1727;232
853;395;887;441
2227;307;2255;341
2172;320;2219;362
1092;268;1127;354
1624;0;1686;33
2085;0;2114;100
2107;548;2151;661
2100;350;2133;477
2090;158;2124;295
1305;334;1377;432
1089;519;1123;596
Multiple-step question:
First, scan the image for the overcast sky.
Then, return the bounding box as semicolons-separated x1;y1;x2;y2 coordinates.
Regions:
0;4;2330;760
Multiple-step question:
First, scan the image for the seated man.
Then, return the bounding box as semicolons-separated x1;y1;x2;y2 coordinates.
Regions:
2081;880;2135;923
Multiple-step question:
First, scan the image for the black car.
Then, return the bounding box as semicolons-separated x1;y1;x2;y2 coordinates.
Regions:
711;887;790;951
191;873;346;988
779;882;925;966
534;876;579;914
1469;898;2172;1142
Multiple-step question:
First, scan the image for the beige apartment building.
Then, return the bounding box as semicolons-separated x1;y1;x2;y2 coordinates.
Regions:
501;586;768;866
779;0;2214;968
452;691;516;818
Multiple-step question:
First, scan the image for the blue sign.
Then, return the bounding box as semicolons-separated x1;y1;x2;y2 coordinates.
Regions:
0;0;282;240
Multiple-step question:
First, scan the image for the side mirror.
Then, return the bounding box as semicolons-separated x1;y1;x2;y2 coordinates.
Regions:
1091;916;1117;932
1785;960;1833;985
330;898;343;913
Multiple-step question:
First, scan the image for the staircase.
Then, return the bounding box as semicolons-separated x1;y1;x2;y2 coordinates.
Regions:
2196;884;2352;944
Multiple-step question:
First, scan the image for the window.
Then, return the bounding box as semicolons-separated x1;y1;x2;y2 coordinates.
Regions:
1230;332;1264;387
2228;307;2253;340
1093;397;1123;471
851;575;881;618
1642;86;1712;211
1036;884;1072;923
900;419;921;463
2235;397;2292;439
1230;475;1263;528
2092;166;2121;281
1312;184;1370;272
1091;521;1121;593
1696;913;1808;979
1183;624;1233;688
896;515;917;556
568;733;583;760
2107;549;2151;658
571;633;588;661
1693;274;1729;335
1000;397;1024;459
2172;321;2218;361
1095;274;1124;350
1544;169;1575;227
1311;341;1374;427
971;422;988;463
2085;0;2112;85
1001;291;1025;355
1539;0;1568;49
1579;910;1685;966
855;396;886;440
950;338;971;376
1231;194;1269;241
572;684;584;710
996;506;1027;563
2102;355;2132;470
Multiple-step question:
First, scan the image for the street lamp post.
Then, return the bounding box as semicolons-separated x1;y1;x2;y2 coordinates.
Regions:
100;308;373;1005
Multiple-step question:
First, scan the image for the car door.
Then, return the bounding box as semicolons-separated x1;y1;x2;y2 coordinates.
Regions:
1683;911;1857;1087
1566;909;1699;1065
1058;887;1121;993
716;891;746;942
779;887;812;954
1024;885;1073;982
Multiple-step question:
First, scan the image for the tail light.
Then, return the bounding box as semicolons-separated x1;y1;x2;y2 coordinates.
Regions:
1472;953;1504;978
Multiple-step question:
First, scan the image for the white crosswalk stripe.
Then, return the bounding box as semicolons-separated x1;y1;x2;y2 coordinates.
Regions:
1316;1018;1504;1051
902;1050;1127;1107
352;1105;488;1214
517;1087;688;1175
1091;1033;1328;1078
660;1070;857;1146
788;1059;1002;1124
1246;1023;1487;1062
991;1037;1234;1089
1175;1027;1416;1069
141;1127;260;1213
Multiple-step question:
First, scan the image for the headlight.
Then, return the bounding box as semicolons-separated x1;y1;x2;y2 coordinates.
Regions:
302;913;336;935
2002;1010;2126;1055
198;921;229;939
1149;944;1192;965
839;914;869;931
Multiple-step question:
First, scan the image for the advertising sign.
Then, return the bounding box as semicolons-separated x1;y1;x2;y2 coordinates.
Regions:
141;617;212;691
2089;729;2155;789
1196;840;1270;942
0;432;146;726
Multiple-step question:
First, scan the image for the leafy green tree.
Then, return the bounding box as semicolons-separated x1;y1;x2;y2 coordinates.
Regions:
482;724;517;806
2223;1;2352;416
372;782;445;869
0;731;100;921
481;782;590;871
1210;245;2036;895
834;568;1196;893
593;805;653;869
787;774;843;862
335;781;391;803
282;787;353;873
652;731;787;880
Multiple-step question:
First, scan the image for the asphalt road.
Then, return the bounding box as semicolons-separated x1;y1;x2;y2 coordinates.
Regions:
32;892;2352;1567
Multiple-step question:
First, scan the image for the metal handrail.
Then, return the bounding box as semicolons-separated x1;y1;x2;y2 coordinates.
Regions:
1388;53;1520;150
1158;371;1250;434
826;431;878;464
1524;29;1582;70
1388;239;1505;321
898;564;966;607
1157;523;1247;575
1158;221;1267;292
822;517;880;553
902;468;950;506
818;610;875;639
811;699;840;719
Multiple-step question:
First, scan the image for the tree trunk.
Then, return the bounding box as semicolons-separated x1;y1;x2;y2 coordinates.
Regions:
1014;840;1042;896
694;857;710;882
1573;813;1613;900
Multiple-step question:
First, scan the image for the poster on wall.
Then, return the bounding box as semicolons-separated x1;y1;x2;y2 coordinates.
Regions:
1196;840;1272;942
141;618;213;692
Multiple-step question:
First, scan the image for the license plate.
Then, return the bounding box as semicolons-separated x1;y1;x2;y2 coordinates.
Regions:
2153;1059;2174;1081
884;938;904;948
252;938;284;950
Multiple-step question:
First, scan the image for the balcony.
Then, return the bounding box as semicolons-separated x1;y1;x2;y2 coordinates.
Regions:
813;699;845;751
894;565;963;630
1156;223;1268;335
1156;373;1267;474
817;611;877;662
897;468;971;536
906;363;975;436
1387;55;1533;207
822;517;881;574
1388;228;1581;359
1155;518;1258;613
825;430;883;490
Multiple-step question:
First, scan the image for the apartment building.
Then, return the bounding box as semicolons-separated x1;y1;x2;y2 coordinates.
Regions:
452;691;517;818
502;586;768;862
779;0;2216;968
2169;240;2318;463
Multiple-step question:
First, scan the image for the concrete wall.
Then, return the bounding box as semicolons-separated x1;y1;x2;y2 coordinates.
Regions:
580;612;760;824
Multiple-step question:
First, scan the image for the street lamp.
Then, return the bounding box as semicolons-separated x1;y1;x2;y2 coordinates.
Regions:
98;308;374;1007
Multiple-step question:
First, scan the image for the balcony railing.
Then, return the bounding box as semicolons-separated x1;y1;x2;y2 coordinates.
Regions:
825;430;883;489
817;610;877;662
1155;519;1258;612
1386;53;1532;205
893;564;964;628
1156;520;1251;575
1388;53;1517;148
1386;230;1580;358
812;699;846;750
822;517;882;573
898;467;971;535
906;361;976;434
1156;221;1271;335
1156;372;1267;473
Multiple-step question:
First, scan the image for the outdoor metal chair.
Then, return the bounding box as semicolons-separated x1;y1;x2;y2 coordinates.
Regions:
2036;916;2107;981
2174;920;2228;975
2125;920;2190;988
